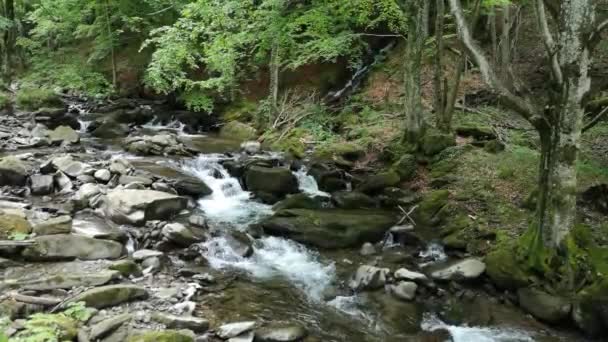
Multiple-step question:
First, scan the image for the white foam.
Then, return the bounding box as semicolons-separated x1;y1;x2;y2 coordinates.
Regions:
78;119;92;134
293;167;330;198
419;242;448;267
421;314;535;342
142;116;187;134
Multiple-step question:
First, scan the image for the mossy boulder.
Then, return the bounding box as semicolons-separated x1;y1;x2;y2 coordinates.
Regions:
421;130;455;156
66;284;148;309
455;124;496;140
573;279;608;336
260;209;397;249
392;154;417;181
22;235;123;261
357;171;400;195
517;288;571;324
313;142;365;162
92;121;130;139
15;88;63;110
484;245;531;290
0;214;31;239
273;193;324;211
245;166;298;203
109;259;142;277
127;329;195;342
14;313;78;341
219;121;257;141
332;191;377;209
0;156;28;186
413;190;449;227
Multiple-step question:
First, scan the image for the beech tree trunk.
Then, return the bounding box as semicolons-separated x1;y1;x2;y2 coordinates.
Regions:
269;41;280;118
104;0;117;88
449;0;596;250
3;0;15;81
403;0;427;146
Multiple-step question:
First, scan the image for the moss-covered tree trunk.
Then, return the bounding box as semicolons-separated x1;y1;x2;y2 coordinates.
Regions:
3;0;15;81
403;0;427;147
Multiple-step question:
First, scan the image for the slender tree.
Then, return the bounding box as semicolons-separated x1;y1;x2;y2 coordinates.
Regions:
448;0;608;271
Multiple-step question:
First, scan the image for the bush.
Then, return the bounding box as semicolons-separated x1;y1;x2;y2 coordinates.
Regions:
15;88;63;110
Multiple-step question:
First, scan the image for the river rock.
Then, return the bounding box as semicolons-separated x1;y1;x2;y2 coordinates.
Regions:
74;183;101;205
360;242;376;256
22;234;123;260
54;171;74;193
245;166;298;203
357;171;400;195
32;215;72;235
162;223;205;246
188;214;207;228
127;329;195;342
220;121;257;141
29;174;54;195
49;155;92;178
255;324;307;342
226;231;253;258
218;321;257;339
572;279;608;336
0;156;28;186
94;169;112;182
430;258;486;281
109;259;142;277
104;189;187;225
394;267;430;284
389;281;418;301
332;191;377;209
119;175;153;186
349;265;390;291
260;209;397;249
66;284;148;309
151;312;209;332
92;121;129;139
10;270;120;291
125;134;191;156
229;331;255;342
0;213;31;239
49;125;79;145
173;177;212;197
133;249;164;261
89;313;132;341
241;141;261;154
110;159;130;175
517;288;571;323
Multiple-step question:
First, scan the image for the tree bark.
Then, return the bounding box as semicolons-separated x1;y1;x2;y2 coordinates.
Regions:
269;40;280;119
104;0;117;88
434;0;447;131
3;0;15;82
403;0;427;146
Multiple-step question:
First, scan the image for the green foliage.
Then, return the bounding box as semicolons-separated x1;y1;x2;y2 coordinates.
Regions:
0;93;9;109
15;88;62;110
9;232;29;241
62;302;94;322
12;313;78;342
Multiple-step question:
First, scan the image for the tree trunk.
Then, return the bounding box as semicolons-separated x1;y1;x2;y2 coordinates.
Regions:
104;0;117;88
269;40;280;119
403;0;427;146
3;0;15;82
434;0;447;131
490;8;497;65
500;4;511;84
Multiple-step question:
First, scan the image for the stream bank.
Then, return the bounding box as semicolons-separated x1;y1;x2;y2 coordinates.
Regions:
0;98;592;341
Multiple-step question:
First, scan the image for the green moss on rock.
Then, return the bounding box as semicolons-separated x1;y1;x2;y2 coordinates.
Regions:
485;243;532;290
421;129;455;156
219;121;257;141
413;190;449;227
392;154;417;181
0;214;31;239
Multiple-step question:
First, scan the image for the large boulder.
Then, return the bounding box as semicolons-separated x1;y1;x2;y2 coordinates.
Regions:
29;174;54;195
0;213;31;239
392;154;418;181
572;279;608;336
260;209;397;249
220;121;257;141
66;284;148;309
245;166;298;203
356;171;400;195
32;215;72;235
45;155;92;178
162;223;205;246
0;156;28;186
332;191;376;209
125;134;191;156
104;189;188;225
48;125;79;145
92;121;130;139
430;258;486;281
6;270;120;291
349;265;390;291
22;234;123;260
517;288;571;324
173;177;212;197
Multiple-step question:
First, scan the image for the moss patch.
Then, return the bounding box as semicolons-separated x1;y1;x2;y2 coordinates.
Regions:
15;88;62;110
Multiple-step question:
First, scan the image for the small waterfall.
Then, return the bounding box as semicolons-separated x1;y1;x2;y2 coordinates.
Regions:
421;314;534;342
69;102;93;134
293;167;330;198
78;119;92;133
418;242;448;267
142;116;187;135
182;154;338;302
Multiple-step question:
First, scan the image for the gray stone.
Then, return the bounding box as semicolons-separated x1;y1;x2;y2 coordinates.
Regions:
49;126;79;145
22;234;123;261
188;215;207;228
430;258;486;281
50;155;92;178
104;189;187;225
54;171;73;193
8;270;120;291
94;169;112;182
349;265;390;291
218;321;257;339
173;177;212;197
255;324;307;342
394;267;429;284
89;314;131;341
518;288;571;324
228;331;254;342
32;215;72;236
240;141;261;154
162;223;205;246
30;174;54;195
389;281;418;301
360;242;376;256
151;312;209;332
133;249;164;261
109;160;130;175
152;182;176;194
0;156;28;186
119;175;153;186
65;284;148;309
